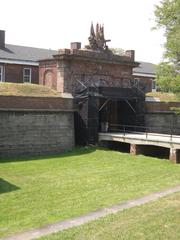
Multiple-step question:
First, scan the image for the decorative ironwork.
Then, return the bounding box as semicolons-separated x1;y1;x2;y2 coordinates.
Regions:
86;22;111;51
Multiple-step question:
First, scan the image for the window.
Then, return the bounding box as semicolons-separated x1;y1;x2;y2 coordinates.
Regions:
152;79;156;92
134;78;140;88
23;68;31;83
0;65;4;82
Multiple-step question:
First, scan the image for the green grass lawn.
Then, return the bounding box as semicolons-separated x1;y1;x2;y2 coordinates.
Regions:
40;192;180;240
0;147;180;237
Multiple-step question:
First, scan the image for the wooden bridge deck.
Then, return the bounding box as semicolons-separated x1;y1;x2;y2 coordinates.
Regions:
98;132;180;163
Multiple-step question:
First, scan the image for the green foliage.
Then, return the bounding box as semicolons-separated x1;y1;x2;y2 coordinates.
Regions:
154;0;180;93
171;107;180;115
156;62;180;93
154;0;180;63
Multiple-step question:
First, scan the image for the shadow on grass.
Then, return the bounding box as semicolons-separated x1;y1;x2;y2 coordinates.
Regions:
0;178;20;194
0;146;99;164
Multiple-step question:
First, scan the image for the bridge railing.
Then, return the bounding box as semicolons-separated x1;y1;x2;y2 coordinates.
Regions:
107;123;180;141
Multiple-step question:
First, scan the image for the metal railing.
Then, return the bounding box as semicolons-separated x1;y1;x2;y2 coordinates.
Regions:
106;123;180;141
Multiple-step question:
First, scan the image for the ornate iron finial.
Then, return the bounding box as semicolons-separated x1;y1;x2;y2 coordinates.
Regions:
90;22;95;37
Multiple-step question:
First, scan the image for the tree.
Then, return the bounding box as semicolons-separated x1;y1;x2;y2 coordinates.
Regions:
156;62;180;93
154;0;180;93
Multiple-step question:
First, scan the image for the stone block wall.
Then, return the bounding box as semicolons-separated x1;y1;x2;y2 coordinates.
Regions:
0;110;74;157
0;96;75;158
145;102;180;135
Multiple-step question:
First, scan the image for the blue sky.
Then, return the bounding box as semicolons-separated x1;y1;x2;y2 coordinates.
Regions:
0;0;165;63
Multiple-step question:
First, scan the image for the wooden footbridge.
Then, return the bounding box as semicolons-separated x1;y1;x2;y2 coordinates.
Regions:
99;124;180;164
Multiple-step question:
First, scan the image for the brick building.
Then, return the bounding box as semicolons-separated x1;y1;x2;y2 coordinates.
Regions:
0;25;156;145
39;23;145;144
133;61;156;93
0;29;156;93
39;44;138;93
0;30;57;84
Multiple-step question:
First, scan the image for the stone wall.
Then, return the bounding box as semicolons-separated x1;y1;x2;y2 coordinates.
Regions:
0;96;75;158
145;102;180;135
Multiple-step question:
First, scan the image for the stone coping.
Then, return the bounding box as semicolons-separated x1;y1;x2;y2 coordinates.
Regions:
0;95;75;111
38;48;139;67
145;102;180;112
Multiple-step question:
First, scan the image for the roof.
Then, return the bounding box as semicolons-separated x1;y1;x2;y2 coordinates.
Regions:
133;61;156;76
0;44;157;76
0;44;58;64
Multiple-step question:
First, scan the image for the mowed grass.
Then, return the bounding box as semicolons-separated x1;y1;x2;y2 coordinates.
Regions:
0;147;180;237
41;192;180;240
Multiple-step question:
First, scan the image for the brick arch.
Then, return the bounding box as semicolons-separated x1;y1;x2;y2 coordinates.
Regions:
43;70;54;89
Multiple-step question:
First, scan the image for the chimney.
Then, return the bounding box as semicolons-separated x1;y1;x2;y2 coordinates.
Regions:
0;30;5;49
125;50;135;61
71;42;81;50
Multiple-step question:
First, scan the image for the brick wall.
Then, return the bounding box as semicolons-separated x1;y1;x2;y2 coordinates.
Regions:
145;102;180;112
39;60;57;90
39;49;139;94
2;63;39;84
64;60;134;94
0;95;75;110
133;75;153;93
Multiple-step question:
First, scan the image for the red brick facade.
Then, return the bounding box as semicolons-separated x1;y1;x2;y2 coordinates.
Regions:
0;63;39;84
0;95;74;110
39;60;57;89
39;48;139;94
145;102;180;112
133;75;154;93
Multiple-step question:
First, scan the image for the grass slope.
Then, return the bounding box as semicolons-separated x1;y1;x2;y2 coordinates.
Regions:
0;147;180;237
0;82;59;96
146;92;180;102
41;192;180;240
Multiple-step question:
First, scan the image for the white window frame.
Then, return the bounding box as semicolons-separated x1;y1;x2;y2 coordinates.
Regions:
0;65;5;82
23;68;32;83
152;79;156;92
